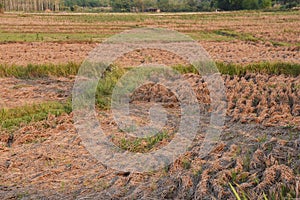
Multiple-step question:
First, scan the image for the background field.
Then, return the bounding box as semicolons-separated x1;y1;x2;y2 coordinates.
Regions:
0;11;299;199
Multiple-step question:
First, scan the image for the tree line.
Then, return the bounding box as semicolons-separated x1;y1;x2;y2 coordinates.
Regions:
214;0;299;10
0;0;60;12
110;0;299;12
0;0;299;12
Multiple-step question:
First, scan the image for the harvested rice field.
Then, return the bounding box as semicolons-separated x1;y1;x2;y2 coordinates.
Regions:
0;11;299;199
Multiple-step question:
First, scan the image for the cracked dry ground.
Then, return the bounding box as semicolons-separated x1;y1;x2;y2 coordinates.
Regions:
0;71;299;199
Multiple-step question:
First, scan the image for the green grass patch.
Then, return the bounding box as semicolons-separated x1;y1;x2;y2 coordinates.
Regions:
188;31;235;42
0;101;72;130
182;158;191;169
172;62;300;77
117;130;170;153
172;64;200;74
213;29;259;42
96;65;126;109
0;62;80;78
216;62;300;77
269;40;296;47
0;32;109;42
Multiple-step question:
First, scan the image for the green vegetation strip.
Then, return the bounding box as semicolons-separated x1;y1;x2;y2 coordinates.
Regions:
0;32;109;43
0;101;72;130
1;30;297;46
217;62;300;77
96;66;126;109
0;62;80;78
174;62;300;77
1;61;299;79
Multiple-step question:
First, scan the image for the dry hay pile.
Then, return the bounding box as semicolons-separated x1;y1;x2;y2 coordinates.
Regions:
0;113;299;199
130;73;300;129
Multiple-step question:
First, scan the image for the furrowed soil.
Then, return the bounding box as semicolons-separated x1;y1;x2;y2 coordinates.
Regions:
0;11;299;199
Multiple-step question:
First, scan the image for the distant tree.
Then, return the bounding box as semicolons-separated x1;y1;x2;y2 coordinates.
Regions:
133;0;144;11
111;0;131;11
242;0;259;9
217;0;268;10
259;0;272;8
216;0;226;10
157;0;169;11
230;0;244;10
283;0;300;8
185;0;197;11
143;0;156;8
197;0;214;11
216;0;232;10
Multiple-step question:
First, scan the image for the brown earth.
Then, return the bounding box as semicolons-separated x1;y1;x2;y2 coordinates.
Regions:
0;77;73;108
0;42;97;66
0;40;299;66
